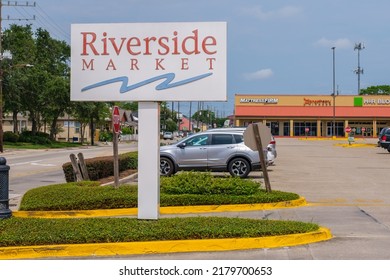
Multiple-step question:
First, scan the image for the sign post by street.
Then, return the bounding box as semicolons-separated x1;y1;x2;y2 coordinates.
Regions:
243;123;272;192
345;126;354;145
112;106;120;187
71;22;227;219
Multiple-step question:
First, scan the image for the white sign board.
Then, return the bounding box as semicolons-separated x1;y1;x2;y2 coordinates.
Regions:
71;22;227;101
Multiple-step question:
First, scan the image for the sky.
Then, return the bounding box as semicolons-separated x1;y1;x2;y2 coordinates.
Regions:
3;0;390;117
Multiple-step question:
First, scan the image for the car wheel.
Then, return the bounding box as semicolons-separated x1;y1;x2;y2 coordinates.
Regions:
160;157;175;176
228;158;250;178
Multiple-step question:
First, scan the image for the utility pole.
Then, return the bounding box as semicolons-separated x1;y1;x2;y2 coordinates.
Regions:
0;1;36;152
354;42;365;95
331;47;336;138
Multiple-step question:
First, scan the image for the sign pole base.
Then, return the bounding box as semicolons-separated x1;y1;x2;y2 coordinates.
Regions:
138;102;160;220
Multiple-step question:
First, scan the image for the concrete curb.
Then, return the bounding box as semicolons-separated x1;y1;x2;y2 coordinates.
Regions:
0;227;332;260
12;197;307;218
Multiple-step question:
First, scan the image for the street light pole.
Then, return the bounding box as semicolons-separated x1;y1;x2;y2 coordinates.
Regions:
0;2;4;153
332;47;336;139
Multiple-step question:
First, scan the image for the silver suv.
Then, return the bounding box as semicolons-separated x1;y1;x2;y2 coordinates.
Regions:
160;131;267;178
207;127;277;164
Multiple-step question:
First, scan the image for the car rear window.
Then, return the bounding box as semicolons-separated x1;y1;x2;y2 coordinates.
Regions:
234;134;244;143
211;134;234;145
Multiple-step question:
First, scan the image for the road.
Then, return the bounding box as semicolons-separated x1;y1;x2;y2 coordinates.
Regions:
3;142;138;210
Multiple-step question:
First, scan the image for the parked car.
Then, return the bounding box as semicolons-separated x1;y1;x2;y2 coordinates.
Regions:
163;131;173;140
160;131;268;178
378;127;390;152
207;127;277;164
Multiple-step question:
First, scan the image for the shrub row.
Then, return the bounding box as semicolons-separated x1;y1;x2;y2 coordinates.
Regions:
20;174;300;211
4;131;52;145
0;216;319;247
62;151;138;182
160;172;260;195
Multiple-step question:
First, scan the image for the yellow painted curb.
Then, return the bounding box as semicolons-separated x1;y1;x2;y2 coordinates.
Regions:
12;197;307;219
334;143;377;148
0;227;332;260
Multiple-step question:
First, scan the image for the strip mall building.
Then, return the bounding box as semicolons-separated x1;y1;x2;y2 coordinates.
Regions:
234;94;390;138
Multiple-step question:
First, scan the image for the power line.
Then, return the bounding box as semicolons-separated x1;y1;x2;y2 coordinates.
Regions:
3;2;70;42
34;3;70;41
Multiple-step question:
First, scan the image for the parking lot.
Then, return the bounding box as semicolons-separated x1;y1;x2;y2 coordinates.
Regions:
120;137;390;260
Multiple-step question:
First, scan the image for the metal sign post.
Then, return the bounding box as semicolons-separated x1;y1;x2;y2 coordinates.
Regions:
112;106;120;187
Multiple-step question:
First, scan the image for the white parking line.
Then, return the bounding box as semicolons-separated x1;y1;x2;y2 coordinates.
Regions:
9;160;43;166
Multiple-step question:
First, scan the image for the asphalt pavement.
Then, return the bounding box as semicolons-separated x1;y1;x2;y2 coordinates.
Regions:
3;137;390;259
106;137;390;260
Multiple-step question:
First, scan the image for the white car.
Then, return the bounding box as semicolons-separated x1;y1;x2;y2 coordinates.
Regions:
163;131;173;140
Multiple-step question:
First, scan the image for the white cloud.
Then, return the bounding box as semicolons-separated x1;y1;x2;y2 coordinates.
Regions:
244;69;274;80
314;37;354;49
242;5;303;20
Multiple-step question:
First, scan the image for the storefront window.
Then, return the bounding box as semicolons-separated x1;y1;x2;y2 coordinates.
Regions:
294;122;317;136
326;122;344;137
266;122;280;136
348;121;372;137
283;122;290;136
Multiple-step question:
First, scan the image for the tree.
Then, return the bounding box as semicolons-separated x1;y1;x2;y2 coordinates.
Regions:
120;102;138;112
71;102;110;145
360;85;390;95
192;109;215;127
2;24;36;133
33;28;71;140
2;25;71;140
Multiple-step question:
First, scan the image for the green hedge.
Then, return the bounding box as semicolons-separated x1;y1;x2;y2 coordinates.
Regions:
20;173;300;211
62;151;138;182
0;217;319;247
3;131;19;143
161;172;260;195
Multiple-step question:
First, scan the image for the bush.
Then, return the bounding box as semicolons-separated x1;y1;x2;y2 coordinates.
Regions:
62;151;138;182
99;130;113;142
20;177;300;211
0;216;319;247
161;172;261;195
18;130;52;145
20;181;138;211
3;131;19;143
121;126;133;135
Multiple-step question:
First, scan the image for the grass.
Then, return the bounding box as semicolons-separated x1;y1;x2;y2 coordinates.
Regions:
5;141;82;149
0;216;319;247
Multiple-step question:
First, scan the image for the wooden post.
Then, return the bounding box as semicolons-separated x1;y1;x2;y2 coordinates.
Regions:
69;154;83;182
77;153;90;180
252;123;272;192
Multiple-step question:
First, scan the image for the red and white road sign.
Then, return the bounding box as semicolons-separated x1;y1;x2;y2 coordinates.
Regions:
112;106;120;133
361;127;366;132
345;127;352;133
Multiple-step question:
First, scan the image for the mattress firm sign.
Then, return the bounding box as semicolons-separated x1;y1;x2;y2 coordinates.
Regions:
71;22;227;101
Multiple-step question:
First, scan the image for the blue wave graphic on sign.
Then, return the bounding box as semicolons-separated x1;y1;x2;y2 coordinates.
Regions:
81;72;212;93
